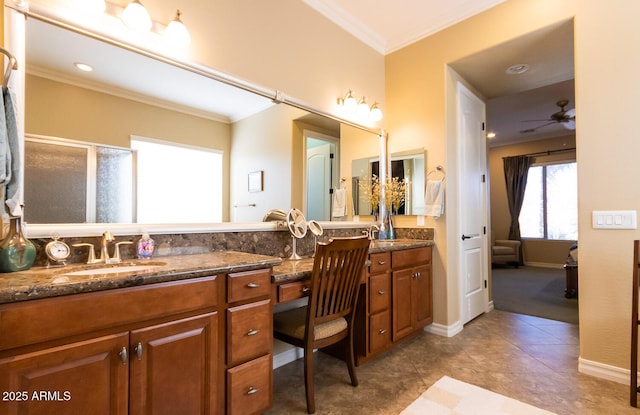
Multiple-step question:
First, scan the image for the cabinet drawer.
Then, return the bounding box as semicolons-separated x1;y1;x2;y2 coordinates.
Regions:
369;252;391;274
369;310;391;354
392;246;432;269
278;280;311;302
227;269;271;303
369;273;390;314
227;299;272;365
227;354;272;415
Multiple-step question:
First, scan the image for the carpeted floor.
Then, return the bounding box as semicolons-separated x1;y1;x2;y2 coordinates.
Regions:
491;265;578;324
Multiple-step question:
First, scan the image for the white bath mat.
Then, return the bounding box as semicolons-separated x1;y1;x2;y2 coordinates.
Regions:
400;376;556;415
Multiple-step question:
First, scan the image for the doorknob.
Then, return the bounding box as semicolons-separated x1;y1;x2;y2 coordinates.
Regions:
461;234;472;240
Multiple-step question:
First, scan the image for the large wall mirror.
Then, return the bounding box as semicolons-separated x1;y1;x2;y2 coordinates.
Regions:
351;149;426;216
19;12;381;233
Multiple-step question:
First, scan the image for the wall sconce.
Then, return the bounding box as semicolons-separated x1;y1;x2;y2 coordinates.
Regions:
121;0;152;32
164;9;191;48
337;90;383;121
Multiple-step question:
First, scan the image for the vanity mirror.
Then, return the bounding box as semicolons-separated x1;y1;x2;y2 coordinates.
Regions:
13;9;383;235
351;148;426;216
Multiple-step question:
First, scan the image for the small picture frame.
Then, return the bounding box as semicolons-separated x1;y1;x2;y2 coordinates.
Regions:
248;170;263;192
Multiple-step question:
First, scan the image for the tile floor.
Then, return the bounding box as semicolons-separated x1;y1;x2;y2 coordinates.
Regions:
267;310;638;415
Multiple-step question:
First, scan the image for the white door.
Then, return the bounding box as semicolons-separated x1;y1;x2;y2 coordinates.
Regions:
306;143;332;221
457;83;488;324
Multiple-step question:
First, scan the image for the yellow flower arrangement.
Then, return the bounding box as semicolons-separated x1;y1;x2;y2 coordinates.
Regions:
359;174;380;214
384;176;407;214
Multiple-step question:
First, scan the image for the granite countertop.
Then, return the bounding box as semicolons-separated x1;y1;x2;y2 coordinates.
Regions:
272;238;434;284
0;251;282;305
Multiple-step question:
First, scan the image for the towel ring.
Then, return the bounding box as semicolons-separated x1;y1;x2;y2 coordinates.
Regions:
427;165;445;181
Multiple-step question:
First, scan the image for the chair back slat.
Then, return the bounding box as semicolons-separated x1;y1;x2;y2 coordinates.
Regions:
308;236;369;327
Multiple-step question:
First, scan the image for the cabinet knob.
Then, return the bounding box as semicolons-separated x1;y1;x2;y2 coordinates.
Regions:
119;347;128;364
135;342;143;360
378;260;386;265
247;329;260;336
302;287;311;293
378;329;387;334
246;282;260;288
247;387;260;395
378;290;386;295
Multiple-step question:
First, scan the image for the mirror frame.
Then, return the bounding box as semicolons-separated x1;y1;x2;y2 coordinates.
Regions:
6;3;384;238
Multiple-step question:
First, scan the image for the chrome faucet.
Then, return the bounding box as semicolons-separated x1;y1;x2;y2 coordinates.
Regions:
362;224;380;240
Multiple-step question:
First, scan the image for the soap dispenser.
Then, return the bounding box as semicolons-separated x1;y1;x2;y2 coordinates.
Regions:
136;232;155;259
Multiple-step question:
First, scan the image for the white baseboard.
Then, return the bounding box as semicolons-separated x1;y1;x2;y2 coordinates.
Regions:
273;346;303;369
578;357;630;385
425;320;463;337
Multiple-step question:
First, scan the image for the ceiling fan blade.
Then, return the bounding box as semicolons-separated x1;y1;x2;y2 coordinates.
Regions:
519;121;557;134
520;118;554;122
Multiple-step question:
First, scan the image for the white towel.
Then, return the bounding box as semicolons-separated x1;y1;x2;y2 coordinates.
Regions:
332;188;346;218
424;179;444;218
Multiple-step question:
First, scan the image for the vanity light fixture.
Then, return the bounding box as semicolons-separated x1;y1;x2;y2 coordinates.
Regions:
121;0;153;33
369;102;383;122
337;90;383;121
338;90;358;113
164;9;191;48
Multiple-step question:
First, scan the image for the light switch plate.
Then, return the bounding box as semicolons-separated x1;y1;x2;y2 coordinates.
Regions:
592;210;637;229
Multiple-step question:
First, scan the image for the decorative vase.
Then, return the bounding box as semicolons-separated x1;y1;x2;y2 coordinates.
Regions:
0;216;36;272
388;211;396;240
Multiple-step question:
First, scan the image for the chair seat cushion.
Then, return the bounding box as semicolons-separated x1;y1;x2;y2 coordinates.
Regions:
274;306;348;341
492;246;515;255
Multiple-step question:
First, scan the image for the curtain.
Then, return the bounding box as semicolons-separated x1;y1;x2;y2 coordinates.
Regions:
503;155;534;249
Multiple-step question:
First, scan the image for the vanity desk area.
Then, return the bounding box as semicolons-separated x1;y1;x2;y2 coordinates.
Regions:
0;238;433;414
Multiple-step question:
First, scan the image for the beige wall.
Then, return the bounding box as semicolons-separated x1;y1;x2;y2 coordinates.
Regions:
489;135;576;266
386;0;640;376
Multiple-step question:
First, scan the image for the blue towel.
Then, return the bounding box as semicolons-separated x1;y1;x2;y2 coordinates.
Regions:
2;88;21;216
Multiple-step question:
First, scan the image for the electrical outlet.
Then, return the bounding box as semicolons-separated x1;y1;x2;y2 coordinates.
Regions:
592;210;637;229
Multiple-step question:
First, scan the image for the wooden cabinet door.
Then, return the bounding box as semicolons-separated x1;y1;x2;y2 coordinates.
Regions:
413;264;433;328
392;268;414;341
129;313;218;415
0;333;129;415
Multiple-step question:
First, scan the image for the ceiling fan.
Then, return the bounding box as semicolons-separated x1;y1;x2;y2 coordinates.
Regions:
520;99;576;133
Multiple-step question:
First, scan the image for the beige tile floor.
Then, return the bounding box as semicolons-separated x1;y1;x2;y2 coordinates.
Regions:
267;310;638;415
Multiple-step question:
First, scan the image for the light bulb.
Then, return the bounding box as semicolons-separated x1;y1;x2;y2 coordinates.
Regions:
164;10;191;48
75;0;106;15
121;0;152;32
343;90;358;113
357;97;370;118
369;103;383;121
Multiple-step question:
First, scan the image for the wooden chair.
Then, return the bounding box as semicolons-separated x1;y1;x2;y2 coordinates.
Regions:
630;240;640;407
273;236;370;414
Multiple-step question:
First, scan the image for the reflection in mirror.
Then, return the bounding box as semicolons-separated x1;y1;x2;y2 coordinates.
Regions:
23;16;374;227
351;149;426;216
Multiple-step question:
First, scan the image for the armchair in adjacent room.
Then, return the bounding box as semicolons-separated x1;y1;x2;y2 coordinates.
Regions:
492;239;521;268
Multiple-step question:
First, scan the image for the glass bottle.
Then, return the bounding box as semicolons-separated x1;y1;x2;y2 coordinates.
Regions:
0;216;36;272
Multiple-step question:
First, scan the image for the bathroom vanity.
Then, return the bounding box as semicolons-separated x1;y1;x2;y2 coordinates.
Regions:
0;240;433;414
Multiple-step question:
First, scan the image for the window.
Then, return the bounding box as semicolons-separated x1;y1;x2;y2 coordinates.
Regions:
519;162;577;240
131;137;222;223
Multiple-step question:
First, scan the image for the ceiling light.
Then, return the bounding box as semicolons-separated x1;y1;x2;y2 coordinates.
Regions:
74;62;94;72
486;132;496;139
164;9;191;48
505;64;530;75
369;102;383;122
121;0;152;32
